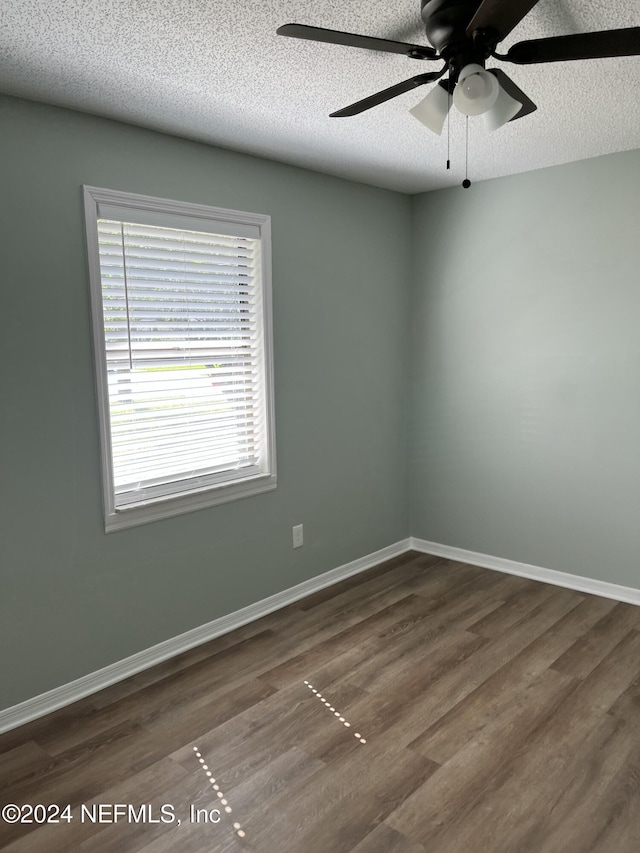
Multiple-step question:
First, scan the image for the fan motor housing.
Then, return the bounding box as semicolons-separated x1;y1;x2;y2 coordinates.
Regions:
421;0;489;69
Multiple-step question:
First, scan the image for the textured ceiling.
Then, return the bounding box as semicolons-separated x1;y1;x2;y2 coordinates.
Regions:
0;0;639;193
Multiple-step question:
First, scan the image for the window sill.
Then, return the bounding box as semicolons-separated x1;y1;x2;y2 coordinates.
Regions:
104;473;277;533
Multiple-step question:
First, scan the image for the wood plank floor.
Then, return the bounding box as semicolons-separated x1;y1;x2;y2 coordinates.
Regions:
3;551;640;852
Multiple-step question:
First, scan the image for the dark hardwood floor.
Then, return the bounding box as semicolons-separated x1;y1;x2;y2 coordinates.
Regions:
2;551;640;852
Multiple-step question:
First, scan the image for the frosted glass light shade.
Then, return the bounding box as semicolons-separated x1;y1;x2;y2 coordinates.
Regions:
483;84;523;132
409;83;451;135
453;63;499;116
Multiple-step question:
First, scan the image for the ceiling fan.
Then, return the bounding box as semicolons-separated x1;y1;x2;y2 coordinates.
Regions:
277;0;640;136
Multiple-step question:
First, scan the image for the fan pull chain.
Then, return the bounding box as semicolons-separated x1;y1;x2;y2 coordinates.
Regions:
462;116;471;189
446;86;451;170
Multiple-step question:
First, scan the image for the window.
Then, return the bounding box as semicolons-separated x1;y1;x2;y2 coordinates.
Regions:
83;186;276;532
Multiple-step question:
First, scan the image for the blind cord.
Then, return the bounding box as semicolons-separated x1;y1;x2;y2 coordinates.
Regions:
120;223;134;370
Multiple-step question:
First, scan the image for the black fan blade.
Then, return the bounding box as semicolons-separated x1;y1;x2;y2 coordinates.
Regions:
504;27;640;64
466;0;540;41
488;69;537;121
276;23;437;60
330;70;446;117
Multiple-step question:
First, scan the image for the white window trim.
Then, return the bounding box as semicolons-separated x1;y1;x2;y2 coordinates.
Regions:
83;185;277;533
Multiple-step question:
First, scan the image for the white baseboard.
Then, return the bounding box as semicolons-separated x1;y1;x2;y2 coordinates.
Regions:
410;537;640;607
0;539;411;734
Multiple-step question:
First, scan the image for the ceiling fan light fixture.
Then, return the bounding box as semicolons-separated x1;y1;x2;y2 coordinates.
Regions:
409;82;451;135
452;63;499;116
483;82;523;132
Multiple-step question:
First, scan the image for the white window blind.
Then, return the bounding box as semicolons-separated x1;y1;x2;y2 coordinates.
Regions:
97;219;267;508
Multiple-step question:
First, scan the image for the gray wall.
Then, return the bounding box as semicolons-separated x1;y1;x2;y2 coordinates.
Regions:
0;95;411;708
410;149;640;587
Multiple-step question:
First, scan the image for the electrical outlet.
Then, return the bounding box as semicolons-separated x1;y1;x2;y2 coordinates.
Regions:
292;524;304;549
